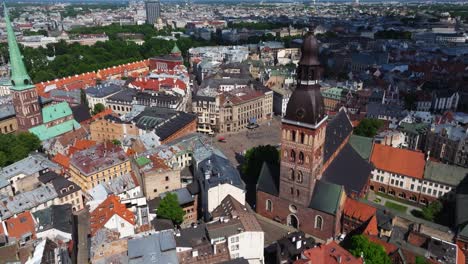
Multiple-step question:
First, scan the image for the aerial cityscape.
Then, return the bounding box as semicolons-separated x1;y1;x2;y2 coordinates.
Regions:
0;0;467;263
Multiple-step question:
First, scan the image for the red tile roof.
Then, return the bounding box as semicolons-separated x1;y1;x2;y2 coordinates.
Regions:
68;139;97;156
343;199;376;223
362;215;378;236
366;235;398;254
90;195;135;236
52;153;70;170
36;72;97;97
90;108;113;122
298;241;363;264
370;144;426;179
4;212;36;240
458;247;466;264
97;60;149;80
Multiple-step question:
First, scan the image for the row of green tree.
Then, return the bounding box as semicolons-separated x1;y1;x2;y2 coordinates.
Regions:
0;132;41;167
0;34;215;83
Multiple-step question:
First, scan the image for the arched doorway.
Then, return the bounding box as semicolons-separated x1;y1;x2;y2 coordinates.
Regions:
287;214;299;229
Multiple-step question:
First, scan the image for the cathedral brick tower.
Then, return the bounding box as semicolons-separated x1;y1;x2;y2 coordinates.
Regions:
256;33;347;241
4;4;42;131
278;33;328;207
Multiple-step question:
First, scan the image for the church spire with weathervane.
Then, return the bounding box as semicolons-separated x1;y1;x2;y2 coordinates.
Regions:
4;3;42;131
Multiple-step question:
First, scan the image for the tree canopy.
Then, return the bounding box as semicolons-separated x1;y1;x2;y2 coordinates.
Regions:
92;103;105;115
0;132;41;167
421;200;443;221
345;235;392;264
354;118;384;138
241;145;279;185
157;193;185;225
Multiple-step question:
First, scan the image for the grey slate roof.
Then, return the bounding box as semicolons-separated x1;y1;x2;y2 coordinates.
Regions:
175;223;209;248
128;231;178;264
0;104;15;121
366;102;406;119
39;171;81;198
161;187;195;206
86;83;123;98
71;104;91;123
456;176;468;233
197;153;245;190
106;89;136;103
0;153;60;182
322;143;372;196
308;180;343;215
256;162;280;196
33;204;73;234
324;110;353;163
133;107;197;141
424;161;468;187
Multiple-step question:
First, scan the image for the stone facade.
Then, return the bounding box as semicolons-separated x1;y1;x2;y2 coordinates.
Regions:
90;117;139;143
136;168;181;200
0;116;17;134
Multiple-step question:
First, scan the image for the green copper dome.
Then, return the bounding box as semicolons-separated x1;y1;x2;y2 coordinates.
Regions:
171;43;181;55
4;3;35;91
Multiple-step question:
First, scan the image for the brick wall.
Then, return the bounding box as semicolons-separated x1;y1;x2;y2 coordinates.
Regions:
257;191;340;242
370;181;437;205
161;118;197;145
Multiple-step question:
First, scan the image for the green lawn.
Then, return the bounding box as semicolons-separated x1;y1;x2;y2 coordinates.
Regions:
384;201;408;213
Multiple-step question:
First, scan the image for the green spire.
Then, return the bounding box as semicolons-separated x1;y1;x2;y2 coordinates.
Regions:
4;3;34;91
171;43;181;55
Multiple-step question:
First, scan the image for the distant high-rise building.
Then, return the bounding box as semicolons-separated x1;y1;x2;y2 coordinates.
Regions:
145;0;161;25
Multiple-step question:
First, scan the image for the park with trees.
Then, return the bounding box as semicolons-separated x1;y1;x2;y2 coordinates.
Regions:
0;132;41;167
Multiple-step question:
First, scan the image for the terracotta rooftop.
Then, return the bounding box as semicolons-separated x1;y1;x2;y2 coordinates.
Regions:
370;144;426;179
366;235;398;254
52;153;70;170
343;198;376;223
3;211;36;240
299;241;363;264
362;215;379;236
90;108;113;122
68;139;97;156
90;195;135;236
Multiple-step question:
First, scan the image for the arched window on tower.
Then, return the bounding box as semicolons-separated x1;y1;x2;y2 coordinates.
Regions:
266;199;272;212
289;169;295;181
300;132;305;144
298;152;304;164
290;150;296;162
297;171;303;183
291;130;296;142
315;215;323;230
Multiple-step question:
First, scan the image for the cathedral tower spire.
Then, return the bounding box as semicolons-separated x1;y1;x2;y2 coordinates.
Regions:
278;33;327;207
4;3;42;131
4;3;34;90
